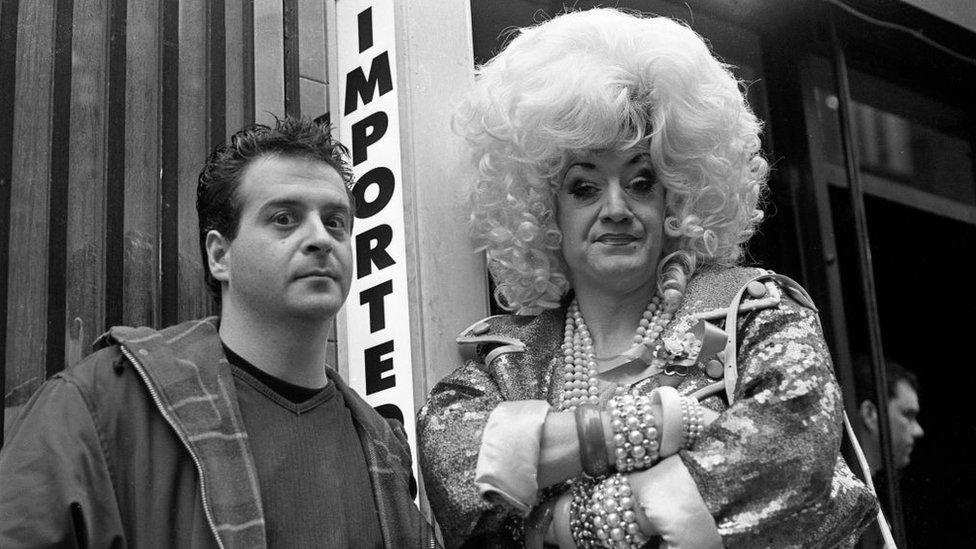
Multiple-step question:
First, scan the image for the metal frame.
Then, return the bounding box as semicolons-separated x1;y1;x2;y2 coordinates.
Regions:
828;7;905;546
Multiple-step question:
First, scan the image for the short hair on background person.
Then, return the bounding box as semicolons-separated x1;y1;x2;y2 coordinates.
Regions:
852;354;920;405
196;116;357;297
456;8;769;313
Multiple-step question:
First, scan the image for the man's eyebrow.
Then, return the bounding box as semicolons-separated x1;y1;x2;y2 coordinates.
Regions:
258;198;303;211
257;198;351;214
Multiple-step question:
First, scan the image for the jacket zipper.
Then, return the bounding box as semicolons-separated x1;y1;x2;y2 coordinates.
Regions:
120;345;226;549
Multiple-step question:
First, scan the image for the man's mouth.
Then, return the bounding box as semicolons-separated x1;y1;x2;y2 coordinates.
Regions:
296;269;335;280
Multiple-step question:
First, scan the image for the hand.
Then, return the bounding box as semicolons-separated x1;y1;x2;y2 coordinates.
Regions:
548;490;575;548
524;498;555;549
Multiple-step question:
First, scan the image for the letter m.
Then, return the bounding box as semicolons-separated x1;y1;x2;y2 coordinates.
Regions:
344;51;393;115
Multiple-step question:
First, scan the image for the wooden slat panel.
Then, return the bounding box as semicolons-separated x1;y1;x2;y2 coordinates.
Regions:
45;0;72;377
177;0;211;321
224;0;244;135
282;0;299;117
160;0;179;327
5;1;56;403
253;0;283;125
0;0;22;440
298;0;325;83
64;0;108;366
207;0;225;149
242;0;254;126
300;77;326;119
122;0;159;328
103;0;126;330
298;0;325;119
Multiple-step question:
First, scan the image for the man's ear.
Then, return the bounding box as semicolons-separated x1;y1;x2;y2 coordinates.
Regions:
859;400;879;434
205;230;231;283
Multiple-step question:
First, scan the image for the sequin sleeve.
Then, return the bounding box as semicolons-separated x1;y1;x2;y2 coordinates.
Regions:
417;357;521;548
677;294;878;547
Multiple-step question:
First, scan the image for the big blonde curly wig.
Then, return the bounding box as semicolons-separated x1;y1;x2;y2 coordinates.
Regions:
457;8;769;313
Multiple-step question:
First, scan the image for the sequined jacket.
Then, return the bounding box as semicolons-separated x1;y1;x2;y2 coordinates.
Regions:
418;266;877;548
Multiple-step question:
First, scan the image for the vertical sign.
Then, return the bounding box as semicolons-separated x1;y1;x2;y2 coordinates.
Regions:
336;0;418;481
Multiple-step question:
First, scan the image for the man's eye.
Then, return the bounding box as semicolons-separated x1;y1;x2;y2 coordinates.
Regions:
325;215;348;230
271;212;297;226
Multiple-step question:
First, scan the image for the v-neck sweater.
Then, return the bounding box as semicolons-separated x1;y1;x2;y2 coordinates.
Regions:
225;344;384;548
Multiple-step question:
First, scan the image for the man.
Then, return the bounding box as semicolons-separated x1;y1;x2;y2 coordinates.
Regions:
855;357;924;477
0;117;434;547
853;355;923;548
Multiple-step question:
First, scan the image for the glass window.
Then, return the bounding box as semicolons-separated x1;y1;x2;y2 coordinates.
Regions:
810;56;976;220
806;53;976;548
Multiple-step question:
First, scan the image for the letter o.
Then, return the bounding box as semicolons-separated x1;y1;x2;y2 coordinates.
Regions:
353;167;395;219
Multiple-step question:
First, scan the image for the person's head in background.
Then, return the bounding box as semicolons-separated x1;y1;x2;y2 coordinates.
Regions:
854;355;924;474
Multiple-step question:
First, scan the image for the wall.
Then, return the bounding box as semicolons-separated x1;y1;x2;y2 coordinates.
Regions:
1;0;331;439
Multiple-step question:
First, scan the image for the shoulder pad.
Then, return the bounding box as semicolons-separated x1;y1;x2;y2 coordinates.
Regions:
456;315;527;365
694;278;783;321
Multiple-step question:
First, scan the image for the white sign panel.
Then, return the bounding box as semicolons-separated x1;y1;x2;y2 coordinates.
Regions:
336;0;418;483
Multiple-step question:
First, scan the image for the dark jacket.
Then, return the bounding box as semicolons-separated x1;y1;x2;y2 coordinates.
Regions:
0;317;433;548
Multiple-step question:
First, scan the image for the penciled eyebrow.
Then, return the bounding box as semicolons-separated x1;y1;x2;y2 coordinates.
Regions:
567;153;653;172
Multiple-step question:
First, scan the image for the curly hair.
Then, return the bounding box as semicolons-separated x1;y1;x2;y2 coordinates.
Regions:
456;8;769;313
196;116;356;297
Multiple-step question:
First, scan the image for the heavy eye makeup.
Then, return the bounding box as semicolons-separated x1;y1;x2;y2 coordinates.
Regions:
565;177;601;202
561;168;658;203
625;168;658;197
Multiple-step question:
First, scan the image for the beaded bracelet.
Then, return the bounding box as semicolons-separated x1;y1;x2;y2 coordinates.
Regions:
575;404;611;478
680;396;705;449
588;473;650;549
651;386;684;457
609;394;659;473
569;478;599;549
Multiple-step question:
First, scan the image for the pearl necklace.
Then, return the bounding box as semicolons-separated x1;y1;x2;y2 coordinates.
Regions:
558;295;675;411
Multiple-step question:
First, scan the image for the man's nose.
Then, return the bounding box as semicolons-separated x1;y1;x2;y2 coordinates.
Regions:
302;215;334;254
599;182;631;223
912;421;924;439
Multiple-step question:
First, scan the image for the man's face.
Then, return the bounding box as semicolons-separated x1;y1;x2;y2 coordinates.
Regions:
215;154;353;322
887;380;924;469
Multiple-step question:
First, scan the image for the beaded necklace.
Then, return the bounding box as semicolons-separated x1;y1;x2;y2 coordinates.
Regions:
558;295;676;411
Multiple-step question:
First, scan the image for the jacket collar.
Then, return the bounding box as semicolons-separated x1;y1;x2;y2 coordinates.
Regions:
98;317;267;549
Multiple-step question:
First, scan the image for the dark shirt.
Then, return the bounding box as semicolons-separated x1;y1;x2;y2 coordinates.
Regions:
224;344;384;548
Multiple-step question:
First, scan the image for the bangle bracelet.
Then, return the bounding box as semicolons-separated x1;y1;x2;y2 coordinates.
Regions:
680;396;704;449
652;386;684;457
576;404;611;478
588;473;649;548
569;478;599;549
609;394;658;473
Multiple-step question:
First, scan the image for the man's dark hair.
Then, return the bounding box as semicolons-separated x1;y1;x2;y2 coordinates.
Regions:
196;116;356;297
853;354;920;405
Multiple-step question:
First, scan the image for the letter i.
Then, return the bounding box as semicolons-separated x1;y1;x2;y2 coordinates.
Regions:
358;7;373;54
